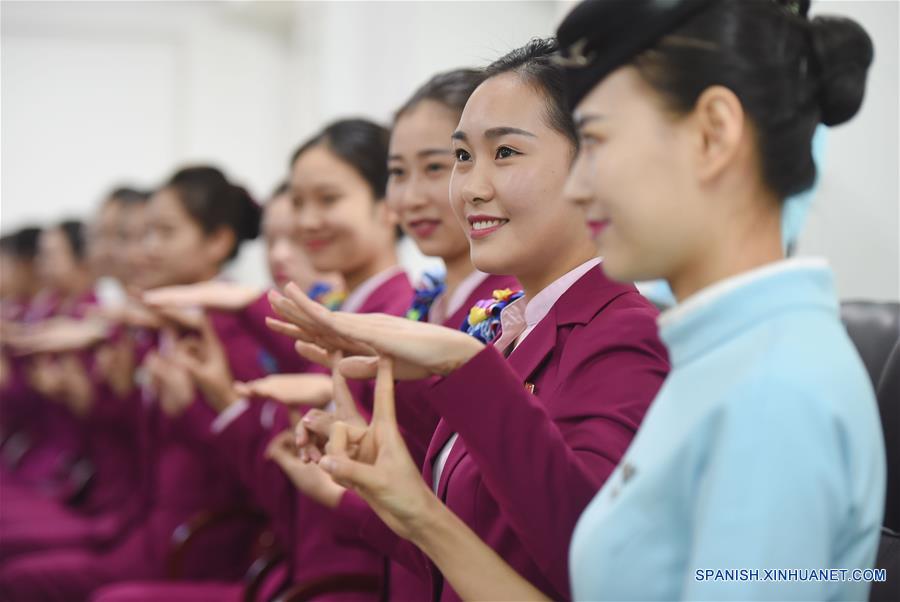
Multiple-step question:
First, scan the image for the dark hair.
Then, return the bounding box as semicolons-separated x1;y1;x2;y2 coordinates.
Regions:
270;181;290;199
632;0;873;199
57;220;87;260
164;166;261;260
6;227;42;261
483;38;579;150
395;68;485;121
108;186;150;206
291;119;391;199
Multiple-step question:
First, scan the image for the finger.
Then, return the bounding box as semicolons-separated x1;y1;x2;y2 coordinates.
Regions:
284;281;337;326
294;341;332;368
331;351;359;419
268;290;320;331
143;287;190;307
371;356;396;426
319;454;380;492
338;356;379;380
233;381;252;398
302;409;337;438
155;306;204;331
265;317;313;342
326;421;349;458
264;431;295;461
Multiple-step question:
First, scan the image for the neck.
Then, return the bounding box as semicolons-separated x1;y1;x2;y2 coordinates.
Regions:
517;240;596;301
196;265;220;284
344;247;398;294
59;269;93;302
442;250;474;300
669;203;783;302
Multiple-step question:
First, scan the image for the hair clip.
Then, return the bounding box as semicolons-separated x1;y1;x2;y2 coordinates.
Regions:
553;38;596;69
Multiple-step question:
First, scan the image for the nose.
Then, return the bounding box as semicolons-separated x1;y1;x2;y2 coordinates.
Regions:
563;151;593;209
396;175;429;213
458;161;495;206
270;238;292;266
294;202;324;233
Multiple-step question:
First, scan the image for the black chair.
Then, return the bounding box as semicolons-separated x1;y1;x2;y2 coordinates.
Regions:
876;340;899;534
869;341;899;602
841;301;900;388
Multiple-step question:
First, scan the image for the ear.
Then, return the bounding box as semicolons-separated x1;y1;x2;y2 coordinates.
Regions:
690;85;746;183
205;226;237;266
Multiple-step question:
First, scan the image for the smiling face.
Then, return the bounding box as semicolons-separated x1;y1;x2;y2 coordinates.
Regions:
141;188;220;288
449;73;590;278
263;192;320;291
565;66;703;284
387;100;469;262
290;144;393;277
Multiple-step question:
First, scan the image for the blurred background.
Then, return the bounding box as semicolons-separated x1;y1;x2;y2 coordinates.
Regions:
1;0;897;300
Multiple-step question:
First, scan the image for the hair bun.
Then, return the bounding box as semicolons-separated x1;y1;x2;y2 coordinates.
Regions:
809;15;874;126
230;184;261;242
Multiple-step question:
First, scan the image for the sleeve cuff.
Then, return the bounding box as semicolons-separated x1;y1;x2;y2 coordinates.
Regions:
211;397;250;434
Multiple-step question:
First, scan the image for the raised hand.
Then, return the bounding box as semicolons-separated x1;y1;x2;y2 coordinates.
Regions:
7;318;109;355
323;357;550;602
318;357;439;541
95;336;136;398
144;351;195;417
264;430;346;509
268;282;484;380
26;355;65;400
143;281;263;312
169;315;238;413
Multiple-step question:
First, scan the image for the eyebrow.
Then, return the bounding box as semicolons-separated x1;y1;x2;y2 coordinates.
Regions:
451;127;536;142
388;148;452;162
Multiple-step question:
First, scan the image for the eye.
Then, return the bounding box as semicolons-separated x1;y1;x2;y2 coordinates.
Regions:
579;132;605;147
320;194;340;205
388;166;405;179
495;146;520;160
425;162;447;175
454;148;471;162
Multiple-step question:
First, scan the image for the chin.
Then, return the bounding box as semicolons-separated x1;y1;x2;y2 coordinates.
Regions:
598;254;640;284
414;238;450;258
469;248;516;277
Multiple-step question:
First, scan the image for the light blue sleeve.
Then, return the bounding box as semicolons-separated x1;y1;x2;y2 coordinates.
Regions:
681;379;846;601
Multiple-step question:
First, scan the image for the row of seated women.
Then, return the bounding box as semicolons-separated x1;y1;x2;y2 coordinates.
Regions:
0;0;894;600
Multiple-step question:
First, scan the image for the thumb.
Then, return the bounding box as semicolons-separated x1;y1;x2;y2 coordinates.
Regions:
319;454;380;492
339;356;378;380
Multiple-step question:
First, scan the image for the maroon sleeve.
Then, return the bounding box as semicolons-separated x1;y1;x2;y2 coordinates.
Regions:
426;303;668;596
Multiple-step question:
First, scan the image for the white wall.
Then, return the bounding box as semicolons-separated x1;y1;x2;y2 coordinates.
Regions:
1;0;897;299
798;0;900;302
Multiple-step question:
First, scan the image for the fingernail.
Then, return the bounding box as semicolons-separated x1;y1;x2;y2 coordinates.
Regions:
320;457;335;473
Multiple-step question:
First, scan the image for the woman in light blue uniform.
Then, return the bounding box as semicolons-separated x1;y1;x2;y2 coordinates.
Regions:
269;0;887;600
561;0;886;600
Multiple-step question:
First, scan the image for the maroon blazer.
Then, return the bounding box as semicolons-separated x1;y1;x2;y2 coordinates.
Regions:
392;274;522;482
209;270;413;595
105;308;271;578
343;264;669;600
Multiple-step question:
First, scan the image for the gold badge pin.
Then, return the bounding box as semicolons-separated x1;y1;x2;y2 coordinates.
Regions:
524;382;536;394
